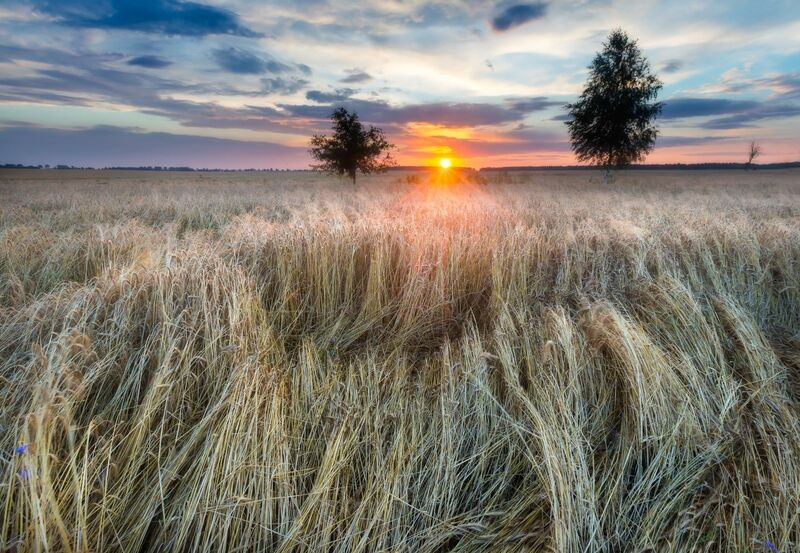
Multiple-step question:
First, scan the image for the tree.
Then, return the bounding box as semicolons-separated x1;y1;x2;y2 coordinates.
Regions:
746;140;762;169
565;29;663;180
309;108;395;184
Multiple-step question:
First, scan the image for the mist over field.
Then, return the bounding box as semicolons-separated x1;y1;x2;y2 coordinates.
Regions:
2;169;800;551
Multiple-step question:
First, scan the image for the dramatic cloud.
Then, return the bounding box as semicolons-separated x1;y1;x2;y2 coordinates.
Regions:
31;0;261;37
491;3;548;32
0;55;308;134
281;99;530;127
213;47;290;75
127;55;171;68
340;70;372;84
2;1;799;167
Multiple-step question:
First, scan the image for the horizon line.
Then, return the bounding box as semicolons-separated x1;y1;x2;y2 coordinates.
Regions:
3;162;800;173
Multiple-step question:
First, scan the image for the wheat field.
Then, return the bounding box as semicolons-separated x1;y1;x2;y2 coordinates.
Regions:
1;169;799;552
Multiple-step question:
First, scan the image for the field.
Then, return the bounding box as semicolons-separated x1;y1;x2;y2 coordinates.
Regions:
2;168;800;552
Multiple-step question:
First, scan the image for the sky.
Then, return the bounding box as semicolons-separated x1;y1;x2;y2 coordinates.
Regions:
0;0;799;169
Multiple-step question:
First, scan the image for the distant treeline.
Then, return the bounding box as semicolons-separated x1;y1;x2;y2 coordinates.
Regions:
3;162;800;172
479;162;800;172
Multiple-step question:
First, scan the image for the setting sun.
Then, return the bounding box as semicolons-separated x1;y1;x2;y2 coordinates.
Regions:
439;157;452;169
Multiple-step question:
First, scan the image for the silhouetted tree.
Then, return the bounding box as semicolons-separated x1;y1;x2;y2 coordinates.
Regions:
309;108;395;184
565;29;663;181
746;140;762;169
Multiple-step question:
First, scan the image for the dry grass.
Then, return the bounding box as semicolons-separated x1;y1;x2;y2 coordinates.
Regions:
1;168;799;552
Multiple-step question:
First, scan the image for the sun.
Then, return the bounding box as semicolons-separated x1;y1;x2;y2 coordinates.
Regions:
439;157;452;169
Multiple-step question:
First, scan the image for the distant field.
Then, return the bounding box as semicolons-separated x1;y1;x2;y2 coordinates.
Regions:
2;169;800;551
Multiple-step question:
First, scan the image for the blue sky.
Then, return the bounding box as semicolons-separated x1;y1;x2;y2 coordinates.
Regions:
0;0;798;168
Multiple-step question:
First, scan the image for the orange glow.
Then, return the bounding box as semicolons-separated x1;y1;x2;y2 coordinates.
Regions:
405;122;476;140
439;157;452;169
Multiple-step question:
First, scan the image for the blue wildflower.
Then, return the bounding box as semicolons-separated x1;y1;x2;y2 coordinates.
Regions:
17;468;31;480
765;540;778;552
14;443;28;455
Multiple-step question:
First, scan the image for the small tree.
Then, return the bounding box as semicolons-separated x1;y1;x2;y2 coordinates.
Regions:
565;29;663;181
746;140;762;169
309;108;395;184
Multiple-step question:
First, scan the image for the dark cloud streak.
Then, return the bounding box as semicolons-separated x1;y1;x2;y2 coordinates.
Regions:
506;96;561;113
662;97;800;129
212;47;290;75
31;0;261;37
491;3;548;32
661;98;759;119
341;70;372;83
281;98;532;126
662;60;683;73
127;55;171;68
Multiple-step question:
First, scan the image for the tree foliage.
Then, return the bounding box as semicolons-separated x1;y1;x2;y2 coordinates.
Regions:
566;29;663;171
309;108;395;184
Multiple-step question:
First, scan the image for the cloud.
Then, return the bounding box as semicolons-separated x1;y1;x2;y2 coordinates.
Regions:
0;52;310;134
0;125;307;168
260;77;308;95
305;89;356;103
31;0;262;37
700;104;800;129
661;97;760;119
690;67;800;99
340;69;372;83
491;3;547;32
390;101;523;126
661;97;800;129
212;47;290;75
0;44;123;66
127;55;171;68
280;98;529;127
661;60;683;74
750;72;800;99
656;135;730;147
506;96;561;113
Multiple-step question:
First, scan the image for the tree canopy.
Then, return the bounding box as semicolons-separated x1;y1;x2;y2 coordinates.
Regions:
309;108;395;184
566;29;663;171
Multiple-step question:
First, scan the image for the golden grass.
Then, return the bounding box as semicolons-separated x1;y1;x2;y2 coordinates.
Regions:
1;168;799;552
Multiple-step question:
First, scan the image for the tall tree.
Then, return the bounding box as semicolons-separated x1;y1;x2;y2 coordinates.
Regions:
309;108;395;184
746;140;762;169
565;29;663;179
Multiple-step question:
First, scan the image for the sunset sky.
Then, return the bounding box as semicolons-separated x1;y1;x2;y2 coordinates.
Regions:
1;0;799;168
